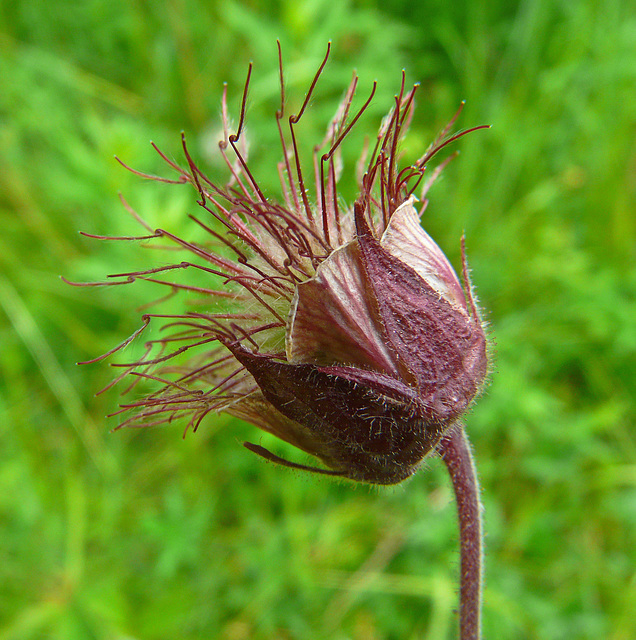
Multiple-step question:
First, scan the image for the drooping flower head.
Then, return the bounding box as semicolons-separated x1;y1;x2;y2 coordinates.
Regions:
73;44;489;485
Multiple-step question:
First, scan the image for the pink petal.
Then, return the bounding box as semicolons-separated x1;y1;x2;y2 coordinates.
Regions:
286;240;401;375
381;197;467;312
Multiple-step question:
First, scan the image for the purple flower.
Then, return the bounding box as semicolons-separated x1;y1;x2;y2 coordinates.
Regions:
76;45;489;485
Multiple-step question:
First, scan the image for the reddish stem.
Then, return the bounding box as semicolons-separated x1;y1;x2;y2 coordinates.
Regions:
438;425;483;640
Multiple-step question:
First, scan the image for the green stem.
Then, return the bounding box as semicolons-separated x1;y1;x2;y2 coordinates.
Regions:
438;425;483;640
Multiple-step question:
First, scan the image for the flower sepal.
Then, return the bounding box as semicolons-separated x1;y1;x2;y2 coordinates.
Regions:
222;339;448;484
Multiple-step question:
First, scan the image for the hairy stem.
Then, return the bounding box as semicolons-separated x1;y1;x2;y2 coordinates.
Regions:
438;425;483;640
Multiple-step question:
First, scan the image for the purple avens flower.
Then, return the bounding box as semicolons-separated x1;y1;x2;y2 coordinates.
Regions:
69;44;491;639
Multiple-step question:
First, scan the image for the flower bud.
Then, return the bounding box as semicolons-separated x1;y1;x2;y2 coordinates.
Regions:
220;195;487;484
78;45;489;484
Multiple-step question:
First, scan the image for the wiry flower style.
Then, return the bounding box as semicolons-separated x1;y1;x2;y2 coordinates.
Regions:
73;44;489;485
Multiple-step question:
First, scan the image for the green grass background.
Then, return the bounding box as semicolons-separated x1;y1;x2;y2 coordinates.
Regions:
1;0;634;638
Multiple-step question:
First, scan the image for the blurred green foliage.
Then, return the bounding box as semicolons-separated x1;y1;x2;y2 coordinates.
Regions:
1;0;634;638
